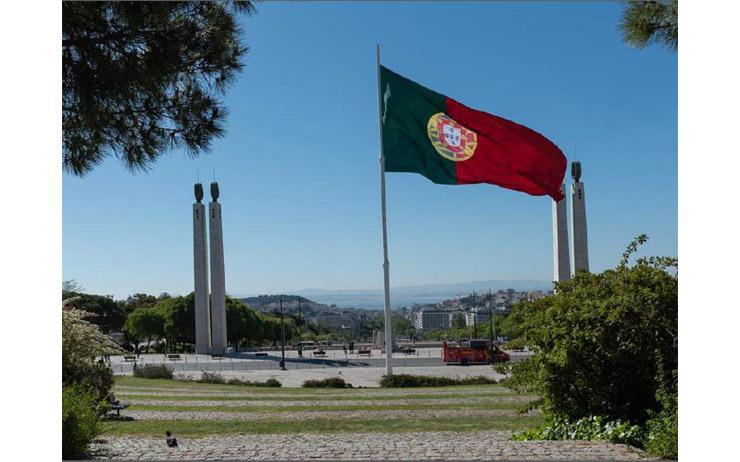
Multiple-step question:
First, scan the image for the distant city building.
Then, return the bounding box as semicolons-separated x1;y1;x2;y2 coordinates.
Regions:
413;309;451;331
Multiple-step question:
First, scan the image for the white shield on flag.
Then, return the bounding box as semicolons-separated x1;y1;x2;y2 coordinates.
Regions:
443;124;461;147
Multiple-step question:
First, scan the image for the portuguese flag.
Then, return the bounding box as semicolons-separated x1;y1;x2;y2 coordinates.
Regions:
380;65;567;201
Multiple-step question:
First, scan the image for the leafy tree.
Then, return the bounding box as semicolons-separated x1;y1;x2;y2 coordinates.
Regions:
226;297;262;347
357;314;384;339
620;0;678;50
501;235;677;424
421;329;444;341
450;312;466;329
122;293;159;312
123;306;166;352
391;315;415;338
61;292;127;333
157;294;195;352
62;1;256;175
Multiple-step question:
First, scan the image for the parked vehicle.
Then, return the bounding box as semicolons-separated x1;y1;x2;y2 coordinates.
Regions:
442;339;510;365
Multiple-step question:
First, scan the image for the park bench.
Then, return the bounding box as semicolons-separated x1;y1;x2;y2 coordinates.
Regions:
107;396;130;416
357;349;372;356
402;348;416;354
123;355;136;361
109;402;129;416
312;349;326;356
166;354;181;360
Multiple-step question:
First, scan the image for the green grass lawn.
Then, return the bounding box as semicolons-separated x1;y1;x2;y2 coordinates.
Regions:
127;401;532;413
103;415;542;437
106;376;542;437
114;376;513;394
116;390;520;402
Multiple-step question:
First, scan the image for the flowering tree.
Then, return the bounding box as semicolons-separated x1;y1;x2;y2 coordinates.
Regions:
62;298;122;401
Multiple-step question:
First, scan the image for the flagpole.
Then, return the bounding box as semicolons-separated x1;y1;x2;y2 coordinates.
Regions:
376;44;393;377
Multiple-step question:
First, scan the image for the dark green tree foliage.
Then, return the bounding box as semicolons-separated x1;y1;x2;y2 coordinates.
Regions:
62;1;255;175
620;0;678;50
122;293;159;312
391;315;415;338
450;312;466;329
506;235;677;423
123;306;166;352
226;297;261;347
61;292;127;333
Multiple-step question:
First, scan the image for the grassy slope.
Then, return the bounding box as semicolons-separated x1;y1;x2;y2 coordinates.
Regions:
116;391;520;401
106;377;541;436
115;377;510;394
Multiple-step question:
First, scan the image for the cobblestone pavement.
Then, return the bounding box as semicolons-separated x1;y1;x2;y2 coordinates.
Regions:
89;432;654;460
128;395;536;408
121;408;526;421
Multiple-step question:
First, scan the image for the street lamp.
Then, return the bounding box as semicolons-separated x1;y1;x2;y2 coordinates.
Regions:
488;289;495;349
472;292;478;339
279;298;286;370
297;297;303;358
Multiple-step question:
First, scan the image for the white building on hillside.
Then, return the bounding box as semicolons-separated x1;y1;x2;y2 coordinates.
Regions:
413;309;451;331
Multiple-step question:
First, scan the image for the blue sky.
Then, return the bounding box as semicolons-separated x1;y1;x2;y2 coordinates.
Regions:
62;1;677;300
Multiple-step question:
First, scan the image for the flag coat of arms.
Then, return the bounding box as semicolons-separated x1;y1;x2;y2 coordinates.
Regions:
380;65;567;201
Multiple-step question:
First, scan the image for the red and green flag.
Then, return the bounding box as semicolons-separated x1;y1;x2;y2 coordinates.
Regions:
380;65;567;201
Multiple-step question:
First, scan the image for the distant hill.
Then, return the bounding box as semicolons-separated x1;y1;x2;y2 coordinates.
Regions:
240;294;331;317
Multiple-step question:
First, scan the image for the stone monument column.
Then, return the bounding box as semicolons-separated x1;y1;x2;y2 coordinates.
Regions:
570;162;590;274
208;182;228;353
193;183;211;354
551;183;571;282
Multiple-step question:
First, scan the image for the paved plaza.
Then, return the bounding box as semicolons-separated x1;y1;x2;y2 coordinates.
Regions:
108;348;530;388
90;432;653;460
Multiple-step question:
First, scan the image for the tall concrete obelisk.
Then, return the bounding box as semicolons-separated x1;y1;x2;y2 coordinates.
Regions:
208;182;228;353
193;183;211;354
551;183;571;282
570;161;590;274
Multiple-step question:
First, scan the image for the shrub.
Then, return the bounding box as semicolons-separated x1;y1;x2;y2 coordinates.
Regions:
645;404;677;459
197;371;225;384
226;377;282;387
302;377;350;388
132;363;173;380
62;386;100;459
513;415;646;448
494;357;540;394
645;376;678;459
380;374;498;388
504;235;677;423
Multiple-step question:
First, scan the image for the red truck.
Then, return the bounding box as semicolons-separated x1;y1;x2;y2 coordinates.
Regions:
442;339;510;365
